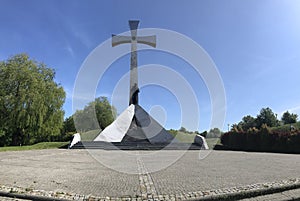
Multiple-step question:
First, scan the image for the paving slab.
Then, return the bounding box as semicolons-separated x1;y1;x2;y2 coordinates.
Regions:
0;149;299;200
0;149;140;197
151;150;300;194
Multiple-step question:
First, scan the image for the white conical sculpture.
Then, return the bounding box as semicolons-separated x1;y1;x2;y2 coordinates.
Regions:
94;104;176;144
69;133;81;148
194;135;209;150
94;104;135;142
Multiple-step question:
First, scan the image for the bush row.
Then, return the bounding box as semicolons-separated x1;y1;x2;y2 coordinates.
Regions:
220;125;300;153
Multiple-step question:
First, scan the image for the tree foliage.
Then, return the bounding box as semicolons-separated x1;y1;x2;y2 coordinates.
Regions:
256;107;278;128
236;108;278;131
0;54;65;146
207;127;222;138
63;116;76;134
168;129;178;136
237;115;256;131
179;127;187;133
281;111;298;125
73;97;116;132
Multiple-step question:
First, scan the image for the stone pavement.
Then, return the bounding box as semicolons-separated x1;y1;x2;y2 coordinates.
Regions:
0;149;299;200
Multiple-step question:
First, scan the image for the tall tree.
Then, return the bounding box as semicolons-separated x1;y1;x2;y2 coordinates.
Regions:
73;97;116;132
207;127;222;138
179;127;187;133
256;107;278;128
0;54;65;146
62;116;76;134
238;115;257;131
94;97;116;129
281;111;298;124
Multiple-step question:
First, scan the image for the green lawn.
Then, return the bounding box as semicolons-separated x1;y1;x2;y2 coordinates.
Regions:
173;131;220;149
0;142;69;152
81;129;101;141
206;138;220;149
173;131;197;143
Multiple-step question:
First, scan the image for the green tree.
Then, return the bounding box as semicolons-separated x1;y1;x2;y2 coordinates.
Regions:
256;107;278;128
63;116;76;133
73;104;99;132
0;54;65;146
281;111;298;124
94;97;116;129
238;115;257;131
207;128;222;138
73;97;116;132
179;127;187;133
168;129;178;136
60;116;77;142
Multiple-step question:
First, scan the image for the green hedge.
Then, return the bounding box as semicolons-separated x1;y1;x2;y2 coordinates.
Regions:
221;126;300;153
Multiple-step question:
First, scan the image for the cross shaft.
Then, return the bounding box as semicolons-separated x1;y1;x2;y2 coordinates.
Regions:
112;20;156;105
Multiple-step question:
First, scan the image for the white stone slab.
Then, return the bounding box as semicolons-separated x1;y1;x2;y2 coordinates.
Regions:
69;133;81;148
194;134;209;150
94;104;135;142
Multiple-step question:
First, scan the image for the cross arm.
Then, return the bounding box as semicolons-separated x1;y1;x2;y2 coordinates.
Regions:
137;35;156;48
112;34;132;47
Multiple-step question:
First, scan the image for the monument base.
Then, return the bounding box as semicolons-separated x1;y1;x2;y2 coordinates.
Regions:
93;104;177;144
71;104;209;150
70;141;206;150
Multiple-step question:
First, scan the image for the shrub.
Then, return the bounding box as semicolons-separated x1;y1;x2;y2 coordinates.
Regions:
221;125;300;153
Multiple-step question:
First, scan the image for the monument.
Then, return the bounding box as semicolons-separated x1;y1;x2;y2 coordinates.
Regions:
94;20;175;144
111;20;156;106
71;20;208;150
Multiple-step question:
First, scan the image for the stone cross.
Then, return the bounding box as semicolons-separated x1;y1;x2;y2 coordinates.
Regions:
112;20;156;105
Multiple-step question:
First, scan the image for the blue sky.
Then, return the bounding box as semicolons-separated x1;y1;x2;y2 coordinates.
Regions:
1;0;300;131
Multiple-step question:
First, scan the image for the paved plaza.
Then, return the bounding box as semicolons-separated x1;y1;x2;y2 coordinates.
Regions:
0;149;299;200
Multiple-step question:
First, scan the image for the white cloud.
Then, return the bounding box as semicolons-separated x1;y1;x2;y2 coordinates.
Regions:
65;19;94;49
65;45;75;58
279;105;300;118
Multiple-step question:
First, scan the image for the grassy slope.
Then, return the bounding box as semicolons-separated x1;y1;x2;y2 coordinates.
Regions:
174;131;197;143
0;142;68;152
173;131;219;149
80;129;101;141
206;138;221;149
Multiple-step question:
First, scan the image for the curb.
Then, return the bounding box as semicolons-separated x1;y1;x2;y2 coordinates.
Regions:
0;191;70;201
188;183;300;201
0;181;299;201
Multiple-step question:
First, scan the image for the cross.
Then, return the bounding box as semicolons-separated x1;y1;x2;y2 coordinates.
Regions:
112;20;156;105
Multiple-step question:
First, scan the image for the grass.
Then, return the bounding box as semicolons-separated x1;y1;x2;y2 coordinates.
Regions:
173;131;220;149
0;142;69;152
173;131;197;143
206;138;221;149
80;129;101;141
